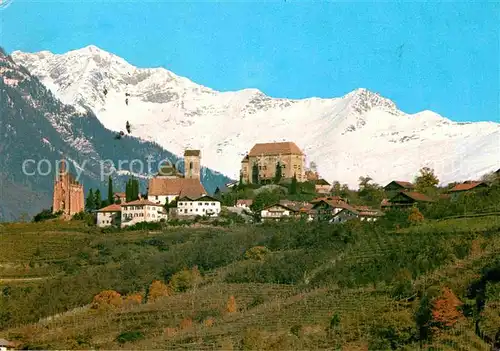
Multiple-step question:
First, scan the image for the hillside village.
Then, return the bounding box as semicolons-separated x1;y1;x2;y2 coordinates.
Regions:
47;140;500;229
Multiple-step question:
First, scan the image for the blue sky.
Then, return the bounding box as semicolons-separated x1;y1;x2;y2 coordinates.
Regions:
1;0;498;122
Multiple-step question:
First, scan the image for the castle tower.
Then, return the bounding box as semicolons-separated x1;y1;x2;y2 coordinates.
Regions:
184;150;201;180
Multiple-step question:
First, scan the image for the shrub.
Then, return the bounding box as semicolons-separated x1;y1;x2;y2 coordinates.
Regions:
179;318;193;330
91;290;122;309
164;327;178;338
116;330;145;344
123;292;143;306
408;207;424;224
203;317;215;327
244;246;271;261
391;269;414;300
33;209;63;222
147;280;172;303
226;295;237;313
247;295;265;309
169;267;202;293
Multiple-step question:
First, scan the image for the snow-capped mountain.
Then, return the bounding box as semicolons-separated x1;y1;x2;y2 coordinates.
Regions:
0;47;229;221
12;45;500;187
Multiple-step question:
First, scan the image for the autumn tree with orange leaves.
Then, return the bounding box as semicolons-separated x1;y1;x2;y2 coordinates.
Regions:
408;206;424;225
431;287;464;330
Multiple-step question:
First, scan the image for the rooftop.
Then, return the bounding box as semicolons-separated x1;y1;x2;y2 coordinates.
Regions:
96;204;122;212
148;177;207;198
184;149;201;157
122;199;162;206
449;181;487;192
248;141;304;157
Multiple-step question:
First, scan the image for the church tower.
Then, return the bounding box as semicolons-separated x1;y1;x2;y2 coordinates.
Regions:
52;159;84;217
184;150;201;180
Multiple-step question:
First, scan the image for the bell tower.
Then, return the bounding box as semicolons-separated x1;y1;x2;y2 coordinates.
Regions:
184;150;201;180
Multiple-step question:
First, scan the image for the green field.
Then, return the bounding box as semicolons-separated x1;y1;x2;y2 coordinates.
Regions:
1;215;500;350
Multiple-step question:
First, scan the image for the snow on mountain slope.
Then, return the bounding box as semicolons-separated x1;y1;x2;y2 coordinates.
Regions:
12;45;500;188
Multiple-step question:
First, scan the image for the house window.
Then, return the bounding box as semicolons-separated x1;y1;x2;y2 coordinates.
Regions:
204;202;208;206
211;203;215;205
156;196;158;200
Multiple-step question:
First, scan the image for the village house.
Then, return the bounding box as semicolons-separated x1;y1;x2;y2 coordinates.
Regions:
236;199;253;210
383;180;414;198
449;181;488;200
121;199;168;228
311;196;348;204
177;195;221;217
147;149;207;205
0;339;15;351
52;159;84;218
113;192;126;204
260;200;314;222
382;191;434;209
240;142;306;184
311;198;354;222
312;199;382;223
96;204;121;228
312;179;332;194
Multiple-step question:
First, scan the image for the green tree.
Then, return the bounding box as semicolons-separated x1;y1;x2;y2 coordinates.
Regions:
239;173;244;188
290;173;298;195
85;189;95;212
274;162;283;184
107;176;113;205
331;181;341;195
214;187;221;199
94;189;102;210
358;176;384;206
125;178;139;202
340;184;350;197
250;189;283;213
252;163;259;184
125;180;131;202
132;178;139;200
415;167;439;195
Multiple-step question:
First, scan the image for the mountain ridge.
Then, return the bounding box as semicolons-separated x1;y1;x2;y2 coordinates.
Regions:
0;47;230;221
11;45;500;188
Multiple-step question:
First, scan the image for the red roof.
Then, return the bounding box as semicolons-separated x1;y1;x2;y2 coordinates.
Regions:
122;199;162;206
400;192;434;202
248;142;304;156
97;204;122;212
385;181;414;189
310;196;345;203
449;181;487;192
148;178;207;198
236;199;253;206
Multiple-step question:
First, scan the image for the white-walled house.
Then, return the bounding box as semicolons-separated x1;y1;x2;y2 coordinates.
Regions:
121;199;168;228
0;338;15;351
236;199;253;210
177;195;221;217
147;178;207;205
330;206;383;224
260;203;297;221
96;204;122;228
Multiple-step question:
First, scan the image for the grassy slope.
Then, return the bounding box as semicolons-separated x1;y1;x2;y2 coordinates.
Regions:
0;217;499;350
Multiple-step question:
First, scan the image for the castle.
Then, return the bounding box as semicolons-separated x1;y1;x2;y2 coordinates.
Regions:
52;159;85;217
240;142;306;184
